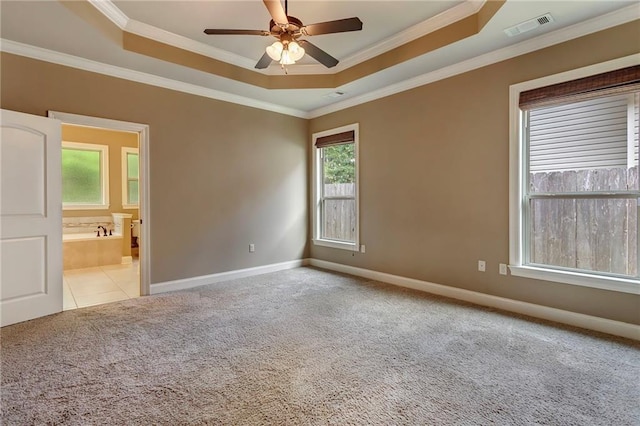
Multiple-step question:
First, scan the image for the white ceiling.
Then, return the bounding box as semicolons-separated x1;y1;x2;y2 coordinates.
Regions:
1;1;638;117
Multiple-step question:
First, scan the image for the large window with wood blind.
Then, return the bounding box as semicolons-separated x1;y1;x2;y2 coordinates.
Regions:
509;59;639;293
312;123;359;251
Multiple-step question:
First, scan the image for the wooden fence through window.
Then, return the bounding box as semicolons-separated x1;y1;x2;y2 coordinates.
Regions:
530;166;638;276
323;183;356;242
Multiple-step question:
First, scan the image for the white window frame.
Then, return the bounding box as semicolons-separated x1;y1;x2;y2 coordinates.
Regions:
312;123;360;251
62;141;109;210
509;55;640;295
121;147;139;209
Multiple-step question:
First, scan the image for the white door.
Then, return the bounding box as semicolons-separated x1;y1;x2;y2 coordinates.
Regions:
1;109;62;327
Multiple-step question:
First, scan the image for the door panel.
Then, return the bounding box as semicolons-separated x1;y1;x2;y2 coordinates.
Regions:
1;109;62;327
1;237;46;300
0;127;46;216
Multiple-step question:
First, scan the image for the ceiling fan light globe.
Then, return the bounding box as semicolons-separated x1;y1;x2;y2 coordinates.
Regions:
266;41;283;61
291;47;305;61
280;49;296;65
288;42;305;61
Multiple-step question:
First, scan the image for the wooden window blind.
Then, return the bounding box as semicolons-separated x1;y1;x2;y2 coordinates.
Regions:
315;130;355;148
519;65;640;110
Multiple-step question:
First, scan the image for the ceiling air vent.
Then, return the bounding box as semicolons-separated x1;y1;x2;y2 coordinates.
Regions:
504;13;554;37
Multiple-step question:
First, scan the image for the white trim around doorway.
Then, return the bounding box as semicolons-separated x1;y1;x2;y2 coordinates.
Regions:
48;111;151;296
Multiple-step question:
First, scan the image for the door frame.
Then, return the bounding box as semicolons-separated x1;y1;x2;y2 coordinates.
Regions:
48;111;151;296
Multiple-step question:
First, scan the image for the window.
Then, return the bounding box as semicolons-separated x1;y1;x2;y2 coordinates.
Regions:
312;124;359;251
122;147;139;208
62;141;109;210
510;60;639;293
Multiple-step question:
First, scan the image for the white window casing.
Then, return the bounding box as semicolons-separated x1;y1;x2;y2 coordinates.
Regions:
312;123;360;251
509;55;640;295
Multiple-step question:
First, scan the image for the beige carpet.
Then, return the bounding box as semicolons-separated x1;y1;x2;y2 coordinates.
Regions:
1;267;639;425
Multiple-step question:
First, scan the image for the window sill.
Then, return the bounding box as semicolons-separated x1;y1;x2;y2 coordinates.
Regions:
313;239;358;251
509;265;639;295
122;204;139;210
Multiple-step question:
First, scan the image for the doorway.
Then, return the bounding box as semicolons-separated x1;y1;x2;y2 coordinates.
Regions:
49;112;150;302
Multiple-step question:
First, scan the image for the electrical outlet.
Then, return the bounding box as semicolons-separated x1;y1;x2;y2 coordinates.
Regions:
478;260;486;272
249;244;255;253
360;244;366;253
499;263;508;275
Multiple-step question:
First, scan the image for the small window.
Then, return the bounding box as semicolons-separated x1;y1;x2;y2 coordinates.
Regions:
62;141;109;210
122;147;139;209
312;124;359;251
510;61;639;294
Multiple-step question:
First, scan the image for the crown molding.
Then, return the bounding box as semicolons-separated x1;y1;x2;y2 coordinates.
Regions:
87;0;128;29
88;0;482;75
88;0;328;75
125;19;259;71
0;39;309;119
335;0;482;72
308;4;640;119
268;0;482;75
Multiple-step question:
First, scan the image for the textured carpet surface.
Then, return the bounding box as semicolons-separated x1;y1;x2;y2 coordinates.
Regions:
1;267;639;425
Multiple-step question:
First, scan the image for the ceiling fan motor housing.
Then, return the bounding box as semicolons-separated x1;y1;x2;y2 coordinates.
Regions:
270;16;304;35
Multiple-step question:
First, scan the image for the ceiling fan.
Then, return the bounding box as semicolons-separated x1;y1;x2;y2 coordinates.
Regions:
204;0;363;69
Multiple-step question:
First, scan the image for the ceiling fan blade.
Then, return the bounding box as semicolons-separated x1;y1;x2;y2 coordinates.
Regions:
301;17;363;36
255;51;273;69
263;0;288;25
299;40;339;68
204;29;271;36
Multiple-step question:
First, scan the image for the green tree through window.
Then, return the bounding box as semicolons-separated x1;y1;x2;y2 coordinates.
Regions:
323;143;355;184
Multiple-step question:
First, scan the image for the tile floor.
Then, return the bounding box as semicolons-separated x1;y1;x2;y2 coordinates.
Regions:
63;260;140;310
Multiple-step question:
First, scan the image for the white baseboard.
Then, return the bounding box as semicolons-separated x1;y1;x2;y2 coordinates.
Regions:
309;259;640;341
148;257;638;340
150;258;310;295
121;256;133;265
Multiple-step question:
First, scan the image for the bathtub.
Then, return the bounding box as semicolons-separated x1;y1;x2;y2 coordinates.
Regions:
63;233;121;242
63;233;124;270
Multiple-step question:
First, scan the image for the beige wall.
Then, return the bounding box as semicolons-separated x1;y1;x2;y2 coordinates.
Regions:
0;53;309;284
1;20;638;324
309;21;640;325
62;124;139;219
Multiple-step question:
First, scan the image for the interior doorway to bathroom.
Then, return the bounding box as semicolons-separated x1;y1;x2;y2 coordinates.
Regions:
49;111;150;310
